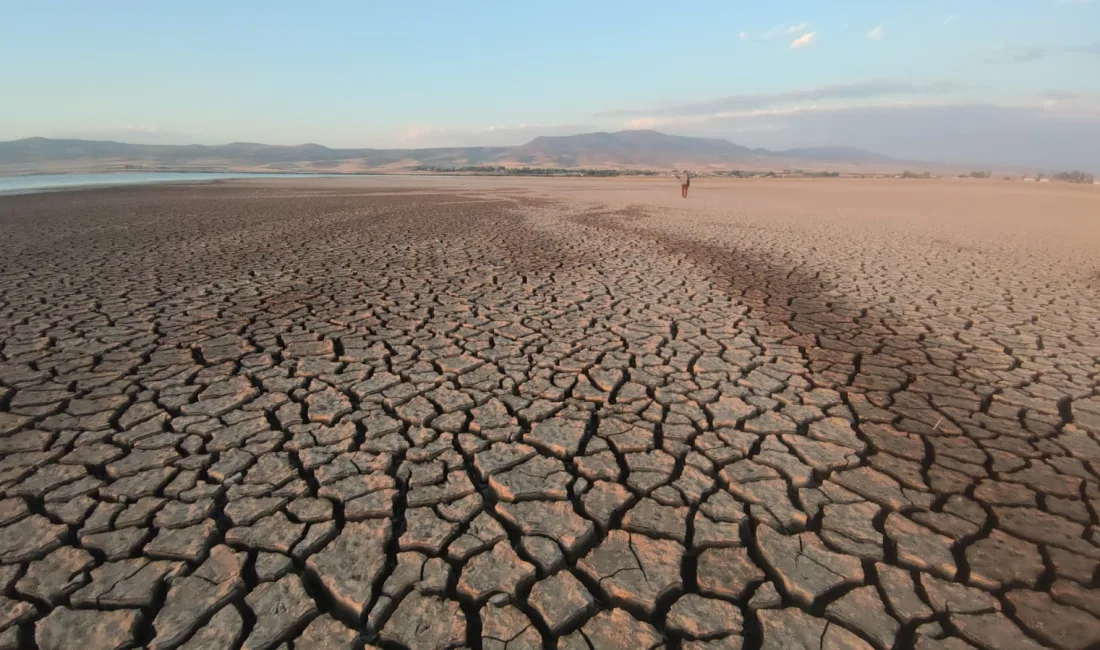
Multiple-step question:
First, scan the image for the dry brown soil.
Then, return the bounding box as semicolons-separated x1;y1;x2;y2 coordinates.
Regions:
1;177;1098;649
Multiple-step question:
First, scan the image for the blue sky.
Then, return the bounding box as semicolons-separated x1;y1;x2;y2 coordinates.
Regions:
2;1;1099;168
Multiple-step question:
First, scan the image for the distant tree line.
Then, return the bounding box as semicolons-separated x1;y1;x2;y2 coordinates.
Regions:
723;170;781;178
412;165;660;177
1054;170;1095;184
722;170;839;178
412;165;1096;183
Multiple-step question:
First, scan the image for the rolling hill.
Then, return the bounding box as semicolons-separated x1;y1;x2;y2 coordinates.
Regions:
0;130;904;175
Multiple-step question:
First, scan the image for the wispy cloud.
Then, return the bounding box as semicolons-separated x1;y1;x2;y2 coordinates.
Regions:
1039;90;1085;102
986;46;1047;63
866;25;885;40
986;41;1100;63
741;23;811;40
51;125;194;144
599;79;972;118
1036;90;1100;111
401;125;433;140
1067;41;1100;55
395;122;592;147
944;15;959;25
791;32;818;49
620;99;978;132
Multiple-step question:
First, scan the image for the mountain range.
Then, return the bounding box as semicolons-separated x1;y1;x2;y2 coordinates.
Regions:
0;130;916;175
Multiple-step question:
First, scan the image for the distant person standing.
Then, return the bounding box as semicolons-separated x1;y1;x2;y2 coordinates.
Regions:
680;170;691;198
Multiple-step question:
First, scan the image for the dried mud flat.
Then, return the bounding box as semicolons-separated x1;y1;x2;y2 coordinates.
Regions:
0;177;1098;650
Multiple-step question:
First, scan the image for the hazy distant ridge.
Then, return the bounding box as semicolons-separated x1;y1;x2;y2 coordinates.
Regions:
0;130;903;174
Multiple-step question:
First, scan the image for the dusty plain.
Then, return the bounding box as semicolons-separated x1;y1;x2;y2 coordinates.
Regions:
1;176;1099;650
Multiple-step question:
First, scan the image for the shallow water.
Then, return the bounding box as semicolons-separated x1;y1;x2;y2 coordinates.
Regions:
0;171;345;195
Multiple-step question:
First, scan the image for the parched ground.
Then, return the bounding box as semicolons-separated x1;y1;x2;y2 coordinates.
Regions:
1;177;1099;650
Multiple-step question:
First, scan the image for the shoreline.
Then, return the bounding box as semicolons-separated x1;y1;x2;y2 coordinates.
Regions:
0;171;357;196
3;169;1097;198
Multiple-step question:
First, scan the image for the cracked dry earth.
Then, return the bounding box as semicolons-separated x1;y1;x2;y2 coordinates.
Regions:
0;178;1099;650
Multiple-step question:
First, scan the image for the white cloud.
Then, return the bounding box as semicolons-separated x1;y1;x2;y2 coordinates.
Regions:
791;32;818;49
944;15;958;25
739;31;749;40
867;25;885;40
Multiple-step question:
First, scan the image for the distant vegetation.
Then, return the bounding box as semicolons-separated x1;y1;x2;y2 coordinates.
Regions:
722;170;839;178
412;165;660;177
414;166;861;178
411;165;1098;183
1054;170;1095;184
